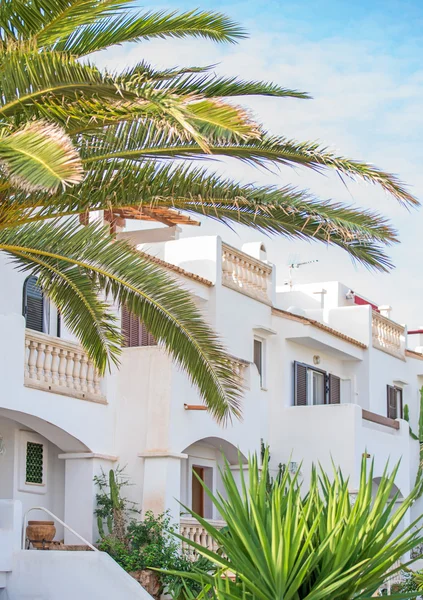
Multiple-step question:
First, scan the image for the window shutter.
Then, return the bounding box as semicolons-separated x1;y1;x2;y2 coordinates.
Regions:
23;276;44;332
294;362;308;406
121;305;131;347
121;306;157;347
387;385;397;419
398;388;403;419
329;374;341;404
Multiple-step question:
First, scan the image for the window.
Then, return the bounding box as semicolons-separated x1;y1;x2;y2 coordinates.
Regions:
121;305;157;347
18;431;48;494
254;338;265;387
23;275;49;333
387;385;403;420
294;361;341;406
25;441;44;484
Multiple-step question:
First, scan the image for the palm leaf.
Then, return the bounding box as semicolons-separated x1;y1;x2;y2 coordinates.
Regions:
0;121;82;192
0;220;241;422
53;8;246;55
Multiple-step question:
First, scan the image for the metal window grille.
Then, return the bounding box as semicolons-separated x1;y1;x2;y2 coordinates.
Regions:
25;441;44;484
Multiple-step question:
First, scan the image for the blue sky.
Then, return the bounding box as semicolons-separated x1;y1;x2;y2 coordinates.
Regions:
97;0;423;326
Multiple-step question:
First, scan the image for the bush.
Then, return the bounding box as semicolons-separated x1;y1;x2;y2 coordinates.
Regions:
94;470;212;598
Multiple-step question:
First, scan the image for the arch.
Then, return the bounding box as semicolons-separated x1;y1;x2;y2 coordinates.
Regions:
0;408;90;453
372;476;404;500
182;436;248;465
180;437;248;520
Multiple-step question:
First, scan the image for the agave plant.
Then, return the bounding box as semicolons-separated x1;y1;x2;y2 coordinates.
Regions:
0;0;419;421
169;452;423;599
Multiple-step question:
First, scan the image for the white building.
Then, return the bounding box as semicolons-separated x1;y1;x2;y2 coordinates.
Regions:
0;223;422;597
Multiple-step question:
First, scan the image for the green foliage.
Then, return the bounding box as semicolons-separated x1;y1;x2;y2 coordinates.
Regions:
94;470;212;598
94;467;138;539
404;404;419;440
397;569;423;595
97;510;213;598
169;452;423;600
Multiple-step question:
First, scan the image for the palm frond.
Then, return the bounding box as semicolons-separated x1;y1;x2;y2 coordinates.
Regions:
0;121;82;192
72;120;417;207
0;220;241;422
6;162;397;272
53;9;246;55
115;62;311;99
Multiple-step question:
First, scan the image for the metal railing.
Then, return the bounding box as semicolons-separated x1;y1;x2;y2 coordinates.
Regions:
22;506;97;551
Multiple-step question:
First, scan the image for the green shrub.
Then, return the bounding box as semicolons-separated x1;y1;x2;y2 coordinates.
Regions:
168;451;423;599
94;471;212;598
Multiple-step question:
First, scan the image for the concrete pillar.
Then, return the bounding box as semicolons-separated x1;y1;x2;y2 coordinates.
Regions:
59;453;117;545
139;452;187;523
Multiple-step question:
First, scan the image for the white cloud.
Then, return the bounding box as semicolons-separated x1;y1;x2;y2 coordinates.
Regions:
93;22;423;326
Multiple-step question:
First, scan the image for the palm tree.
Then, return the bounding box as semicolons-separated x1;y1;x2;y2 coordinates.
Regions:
0;1;418;422
170;452;423;599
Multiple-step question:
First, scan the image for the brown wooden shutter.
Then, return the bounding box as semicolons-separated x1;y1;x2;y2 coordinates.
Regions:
387;385;397;419
329;374;341;404
398;388;403;419
121;305;132;347
121;306;157;348
294;362;308;406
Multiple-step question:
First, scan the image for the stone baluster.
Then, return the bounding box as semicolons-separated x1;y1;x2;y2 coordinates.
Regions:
51;346;60;385
86;361;95;394
43;344;53;384
65;351;74;388
79;354;88;393
93;369;101;396
27;340;38;380
58;348;67;387
24;338;31;378
35;343;45;381
72;352;82;392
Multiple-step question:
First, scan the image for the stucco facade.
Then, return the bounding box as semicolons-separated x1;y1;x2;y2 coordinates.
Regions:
0;229;422;595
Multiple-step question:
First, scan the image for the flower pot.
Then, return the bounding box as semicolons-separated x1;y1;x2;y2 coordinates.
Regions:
26;520;56;549
129;569;161;599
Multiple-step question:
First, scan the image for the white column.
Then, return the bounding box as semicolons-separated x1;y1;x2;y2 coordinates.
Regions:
140;452;187;524
59;453;117;545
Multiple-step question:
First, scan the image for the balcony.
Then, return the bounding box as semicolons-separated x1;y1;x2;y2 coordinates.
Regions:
372;311;406;360
221;243;272;304
24;330;106;403
180;517;226;557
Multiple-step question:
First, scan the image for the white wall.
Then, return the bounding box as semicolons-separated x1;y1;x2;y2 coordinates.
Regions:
5;551;154;600
0;416;65;540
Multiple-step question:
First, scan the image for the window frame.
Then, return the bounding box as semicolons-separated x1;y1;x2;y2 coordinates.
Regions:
293;361;341;406
253;337;266;389
387;385;403;420
18;430;48;494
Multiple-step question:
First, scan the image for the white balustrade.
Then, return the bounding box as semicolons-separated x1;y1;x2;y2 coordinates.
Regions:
24;330;105;403
225;355;249;389
180;518;226;558
221;244;272;303
372;311;405;360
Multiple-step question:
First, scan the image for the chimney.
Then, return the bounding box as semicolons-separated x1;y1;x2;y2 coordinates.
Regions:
378;305;392;319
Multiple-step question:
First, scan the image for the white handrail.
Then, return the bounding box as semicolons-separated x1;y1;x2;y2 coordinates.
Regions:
22;506;97;551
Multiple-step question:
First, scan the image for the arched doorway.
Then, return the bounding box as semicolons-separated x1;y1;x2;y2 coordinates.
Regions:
181;437;247;520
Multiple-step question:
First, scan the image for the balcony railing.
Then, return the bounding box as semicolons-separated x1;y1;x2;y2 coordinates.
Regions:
371;311;405;360
180;517;226;557
24;330;106;403
221;243;272;304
